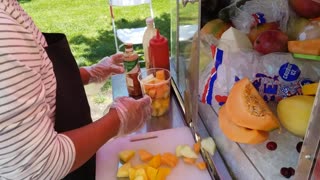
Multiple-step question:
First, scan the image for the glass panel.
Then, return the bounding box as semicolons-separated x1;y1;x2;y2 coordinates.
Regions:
170;0;200;124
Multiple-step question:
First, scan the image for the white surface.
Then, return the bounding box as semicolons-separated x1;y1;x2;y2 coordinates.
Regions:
220;27;253;52
96;126;211;180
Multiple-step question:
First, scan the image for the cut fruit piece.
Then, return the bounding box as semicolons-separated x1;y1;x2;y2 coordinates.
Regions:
146;166;158;180
196;162;207;170
218;105;269;144
155;70;166;80
180;145;198;159
117;162;131;178
138;149;153;162
225;77;280;131
135;168;148;180
160;152;178;167
302;82;319;95
129;168;136;180
148;154;161;169
183;157;196;165
193;142;201;154
201;137;216;156
288;38;320;55
119;150;135;163
156;167;171;180
277;95;315;137
175;145;183;157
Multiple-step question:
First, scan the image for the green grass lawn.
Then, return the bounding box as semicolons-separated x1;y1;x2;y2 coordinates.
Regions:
20;0;171;67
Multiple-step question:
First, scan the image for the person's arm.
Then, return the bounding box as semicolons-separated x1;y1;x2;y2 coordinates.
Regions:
62;109;120;172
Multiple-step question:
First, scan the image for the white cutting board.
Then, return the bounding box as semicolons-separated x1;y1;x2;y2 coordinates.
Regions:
96;126;212;180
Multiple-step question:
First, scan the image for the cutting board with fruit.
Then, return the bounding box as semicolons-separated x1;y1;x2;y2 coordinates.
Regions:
96;127;212;180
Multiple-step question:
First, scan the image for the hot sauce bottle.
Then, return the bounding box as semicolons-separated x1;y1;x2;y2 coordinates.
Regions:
123;43;142;98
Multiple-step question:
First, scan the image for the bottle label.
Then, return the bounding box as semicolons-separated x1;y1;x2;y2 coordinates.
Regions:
124;60;139;73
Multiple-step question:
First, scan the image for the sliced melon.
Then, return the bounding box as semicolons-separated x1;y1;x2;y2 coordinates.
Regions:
218;105;269;144
225;78;279;131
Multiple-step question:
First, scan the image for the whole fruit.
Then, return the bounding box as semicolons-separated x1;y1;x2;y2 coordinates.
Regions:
254;30;288;55
248;22;280;43
289;0;320;18
277;95;315;137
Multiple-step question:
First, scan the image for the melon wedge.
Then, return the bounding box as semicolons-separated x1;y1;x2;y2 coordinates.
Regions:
219;105;269;144
225;78;279;131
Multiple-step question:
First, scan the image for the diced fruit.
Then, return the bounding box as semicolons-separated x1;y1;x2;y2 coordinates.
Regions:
196;162;207;170
254;30;288;54
119;150;135;163
219;105;269;144
225;78;280;131
148;154;161;169
134;164;148;171
180;145;198;159
175;145;184;157
183;157;196;165
155;70;166;80
161;153;178;167
288;39;320;55
302;82;319;95
156;167;171;180
135;168;148;180
138;149;153;162
248;22;279;43
117;162;131;178
134;175;145;180
277;95;315;137
201;137;216;156
193;142;201;154
129;168;136;180
146;166;158;180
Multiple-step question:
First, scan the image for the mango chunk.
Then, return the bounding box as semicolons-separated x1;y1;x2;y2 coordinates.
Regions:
196;162;207;170
156;167;171;180
183;157;196;165
156;70;166;80
138;149;154;162
148;154;161;169
161;152;178;167
146;166;158;180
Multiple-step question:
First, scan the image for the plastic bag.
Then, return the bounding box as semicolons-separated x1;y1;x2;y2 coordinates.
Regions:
231;0;290;33
199;36;320;112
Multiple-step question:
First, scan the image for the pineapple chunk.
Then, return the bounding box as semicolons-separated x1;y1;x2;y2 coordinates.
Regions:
119;150;135;163
180;145;198;159
116;162;131;178
146;166;158;180
201;137;216;156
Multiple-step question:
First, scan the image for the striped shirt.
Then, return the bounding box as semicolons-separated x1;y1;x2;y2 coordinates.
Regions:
0;0;75;179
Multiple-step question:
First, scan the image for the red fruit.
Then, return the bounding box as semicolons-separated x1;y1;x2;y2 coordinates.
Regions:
289;0;320;19
254;30;288;55
248;22;280;43
266;141;277;151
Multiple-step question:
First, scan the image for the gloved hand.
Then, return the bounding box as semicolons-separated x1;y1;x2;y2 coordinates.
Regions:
110;95;152;136
84;53;124;83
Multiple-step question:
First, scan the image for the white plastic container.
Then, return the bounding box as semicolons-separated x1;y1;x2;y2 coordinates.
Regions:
142;17;157;69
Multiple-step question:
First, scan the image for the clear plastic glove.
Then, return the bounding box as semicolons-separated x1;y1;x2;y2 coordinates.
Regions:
84;53;124;83
110;95;152;136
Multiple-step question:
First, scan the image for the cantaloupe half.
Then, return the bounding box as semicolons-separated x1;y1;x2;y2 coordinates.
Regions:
218;105;269;144
225;78;280;131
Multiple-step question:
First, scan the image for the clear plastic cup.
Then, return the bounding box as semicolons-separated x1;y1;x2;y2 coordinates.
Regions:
138;68;171;117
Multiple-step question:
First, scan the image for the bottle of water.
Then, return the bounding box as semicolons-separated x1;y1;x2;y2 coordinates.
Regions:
142;17;157;69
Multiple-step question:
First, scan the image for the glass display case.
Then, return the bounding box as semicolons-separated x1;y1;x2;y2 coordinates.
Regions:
169;0;320;179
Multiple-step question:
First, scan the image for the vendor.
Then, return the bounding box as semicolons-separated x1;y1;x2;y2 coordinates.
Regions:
0;0;152;180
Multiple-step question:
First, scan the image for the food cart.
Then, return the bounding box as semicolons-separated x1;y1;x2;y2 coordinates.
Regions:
96;0;320;179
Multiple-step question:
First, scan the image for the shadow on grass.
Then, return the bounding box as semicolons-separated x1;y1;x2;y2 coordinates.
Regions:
69;13;171;67
18;0;32;3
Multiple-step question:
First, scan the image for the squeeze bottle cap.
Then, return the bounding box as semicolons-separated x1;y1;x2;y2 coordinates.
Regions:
146;17;154;24
150;29;167;44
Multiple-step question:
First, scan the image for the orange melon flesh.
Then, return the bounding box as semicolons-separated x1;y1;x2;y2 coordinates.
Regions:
225;78;279;131
219;105;269;144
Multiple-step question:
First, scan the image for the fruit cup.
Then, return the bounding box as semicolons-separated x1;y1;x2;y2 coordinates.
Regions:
138;68;171;117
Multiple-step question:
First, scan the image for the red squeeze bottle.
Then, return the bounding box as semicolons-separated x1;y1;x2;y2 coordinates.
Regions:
149;29;170;70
